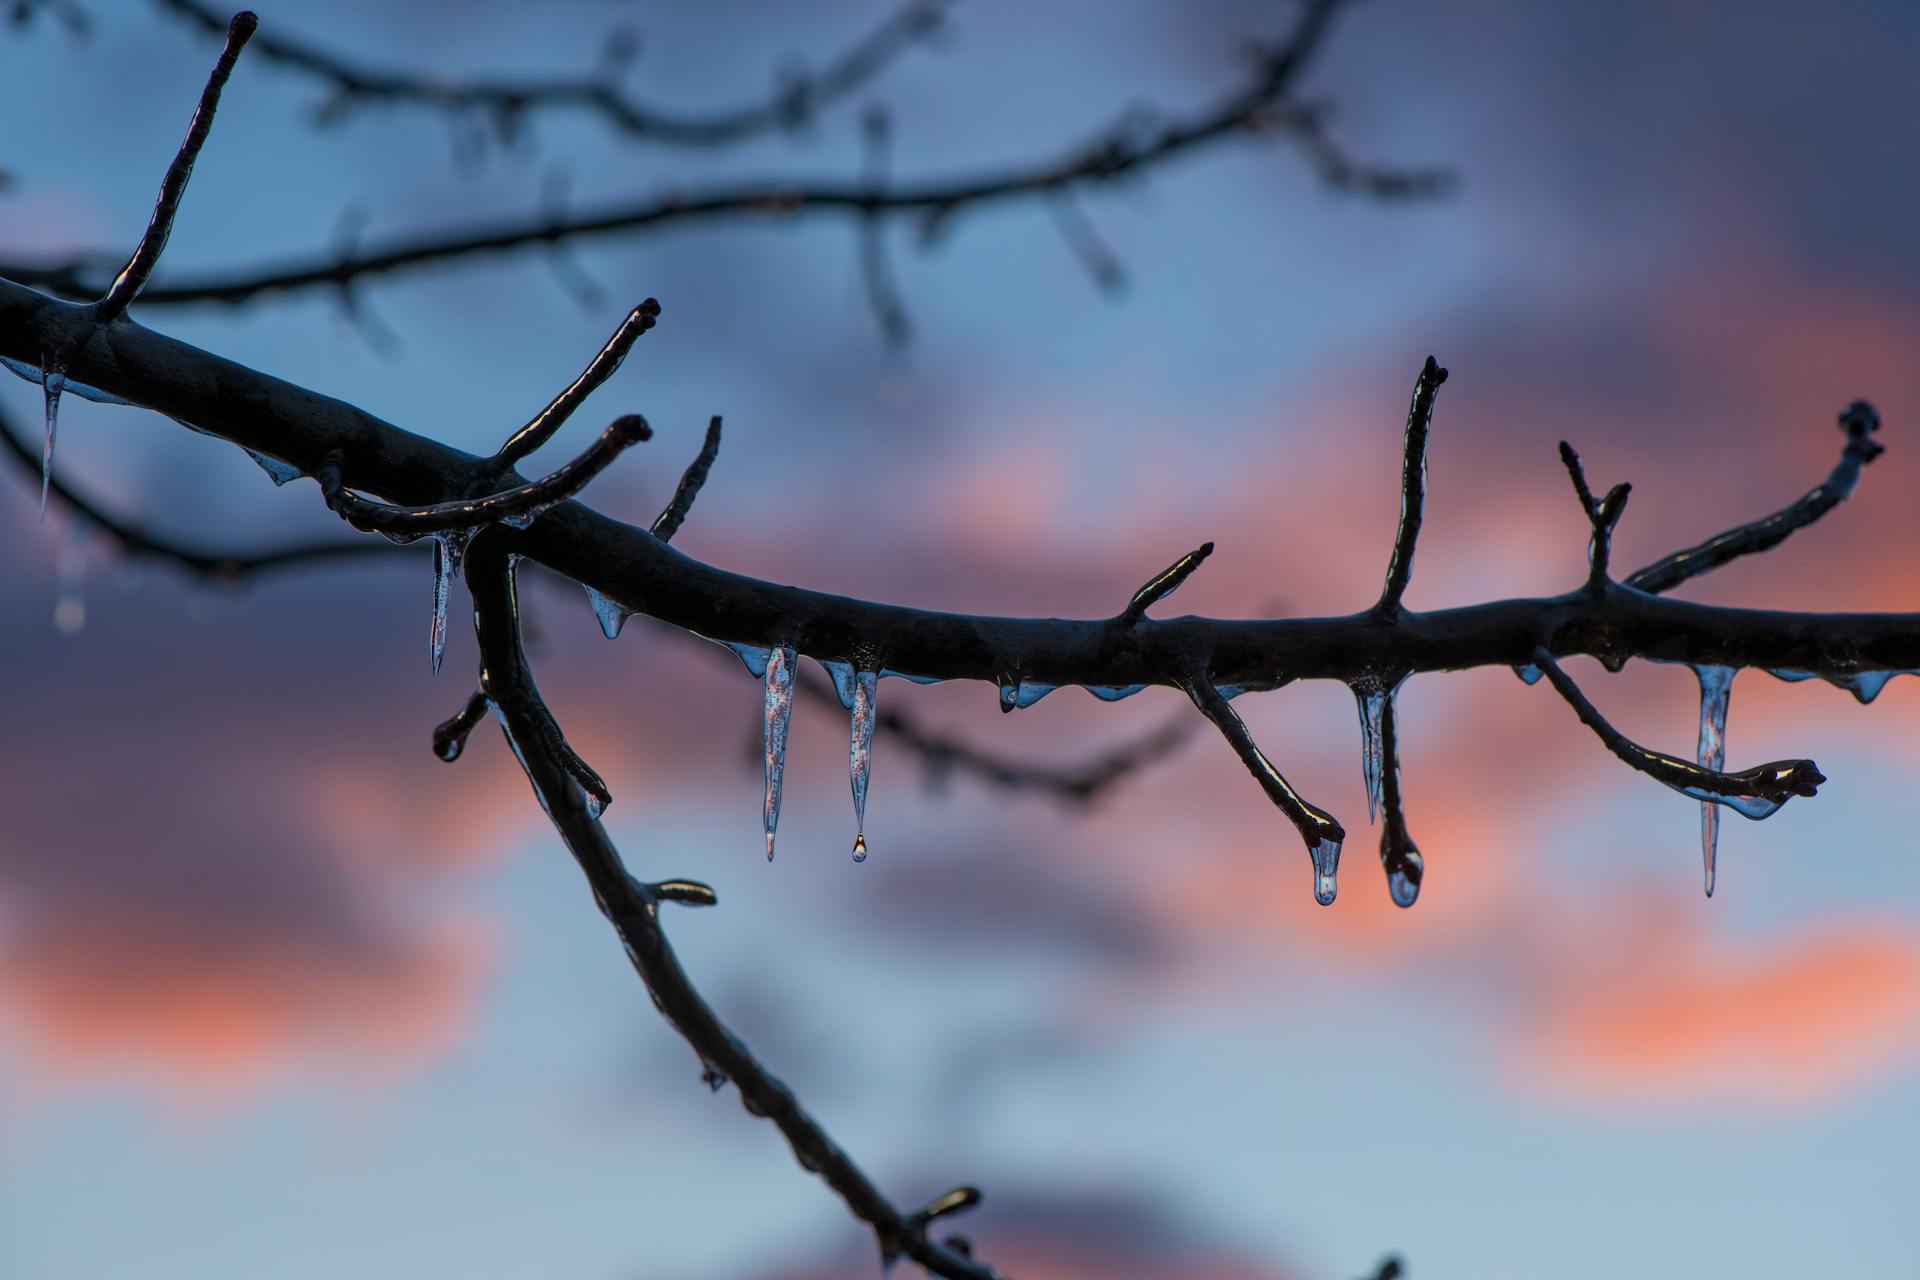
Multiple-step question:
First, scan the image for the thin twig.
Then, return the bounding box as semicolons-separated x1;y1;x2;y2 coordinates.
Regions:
493;301;659;469
1117;542;1214;629
651;415;722;543
1557;441;1631;587
1376;355;1447;612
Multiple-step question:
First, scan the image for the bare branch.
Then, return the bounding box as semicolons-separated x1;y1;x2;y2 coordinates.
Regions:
1625;400;1884;594
463;536;1002;1280
651;415;723;543
1557;441;1631;587
1377;355;1447;613
1376;692;1422;909
1184;676;1346;904
1530;647;1825;816
95;10;255;320
319;414;651;538
1118;542;1214;628
153;0;953;149
6;0;1449;308
493;301;659;470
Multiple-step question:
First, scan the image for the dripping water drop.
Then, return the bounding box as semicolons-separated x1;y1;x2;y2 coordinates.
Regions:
39;357;66;520
1309;836;1341;907
583;585;631;639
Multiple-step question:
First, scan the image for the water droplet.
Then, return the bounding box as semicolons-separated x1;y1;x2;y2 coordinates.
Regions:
1354;685;1388;824
244;450;301;485
583;585;631;639
763;644;796;860
39;357;65;519
849;668;877;860
1310;836;1341;906
1513;663;1543;685
429;529;477;674
1694;664;1733;898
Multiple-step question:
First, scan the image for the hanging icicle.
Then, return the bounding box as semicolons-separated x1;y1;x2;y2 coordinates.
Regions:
763;644;797;860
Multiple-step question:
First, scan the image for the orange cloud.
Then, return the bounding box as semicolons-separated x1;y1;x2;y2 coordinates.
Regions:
1508;912;1920;1107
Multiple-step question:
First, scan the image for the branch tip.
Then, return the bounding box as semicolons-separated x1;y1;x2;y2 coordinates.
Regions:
1119;541;1214;625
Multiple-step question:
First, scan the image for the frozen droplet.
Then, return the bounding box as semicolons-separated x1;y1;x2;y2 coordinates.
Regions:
763;644;796;860
40;358;65;520
1354;685;1387;824
1085;683;1147;702
1513;663;1543;685
244;450;301;486
849;667;877;859
1014;681;1056;709
429;528;477;674
1766;668;1818;683
1833;669;1911;704
583;585;630;639
1387;852;1422;908
582;786;607;821
712;638;771;678
1310;836;1341;907
998;678;1017;713
822;660;858;710
879;668;944;685
1694;664;1733;897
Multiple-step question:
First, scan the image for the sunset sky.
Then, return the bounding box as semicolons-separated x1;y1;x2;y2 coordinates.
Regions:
3;2;1919;1277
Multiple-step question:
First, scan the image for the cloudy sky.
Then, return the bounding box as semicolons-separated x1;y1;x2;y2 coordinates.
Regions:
3;1;1919;1277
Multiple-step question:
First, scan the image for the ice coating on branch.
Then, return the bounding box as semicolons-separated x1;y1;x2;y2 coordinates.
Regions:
245;450;301;486
1694;664;1733;898
1354;685;1387;824
1085;683;1147;702
763;644;796;861
39;359;65;519
721;640;772;678
821;660;858;710
1387;854;1421;908
849;668;877;861
429;529;477;674
1310;836;1342;907
998;678;1017;712
1014;681;1056;709
879;668;945;685
583;585;631;639
1513;663;1544;685
0;355;130;406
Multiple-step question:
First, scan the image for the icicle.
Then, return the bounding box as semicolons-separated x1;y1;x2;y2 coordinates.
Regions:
39;357;65;520
1084;683;1147;702
763;643;796;860
429;529;477;674
849;667;877;861
1354;685;1387;824
1766;668;1818;683
821;660;858;710
244;450;301;486
1513;663;1544;685
583;585;630;639
1310;836;1342;907
1692;665;1733;897
0;356;129;406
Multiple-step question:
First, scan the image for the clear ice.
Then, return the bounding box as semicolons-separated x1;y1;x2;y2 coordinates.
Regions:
849;667;877;861
429;529;477;674
822;660;858;710
1354;685;1388;824
39;358;65;520
583;585;631;639
245;450;301;486
763;644;796;860
1693;664;1733;897
1310;836;1342;907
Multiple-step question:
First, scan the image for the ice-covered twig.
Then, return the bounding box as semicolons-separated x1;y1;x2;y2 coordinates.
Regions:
3;0;1448;307
94;10;255;321
1530;647;1825;813
1376;692;1422;908
493;302;659;469
462;537;1002;1280
1557;441;1631;586
317;414;650;537
1376;355;1448;613
1117;541;1214;628
1624;400;1884;594
1185;674;1346;904
651;415;722;542
152;0;953;149
432;689;491;763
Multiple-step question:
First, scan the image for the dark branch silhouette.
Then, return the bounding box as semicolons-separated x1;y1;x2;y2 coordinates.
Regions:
154;0;954;149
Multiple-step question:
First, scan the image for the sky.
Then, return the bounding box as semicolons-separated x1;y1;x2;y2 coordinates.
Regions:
3;1;1920;1277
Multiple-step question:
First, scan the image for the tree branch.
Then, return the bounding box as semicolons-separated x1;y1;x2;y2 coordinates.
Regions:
1376;355;1447;613
0;0;1449;307
461;535;1001;1280
152;0;954;149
